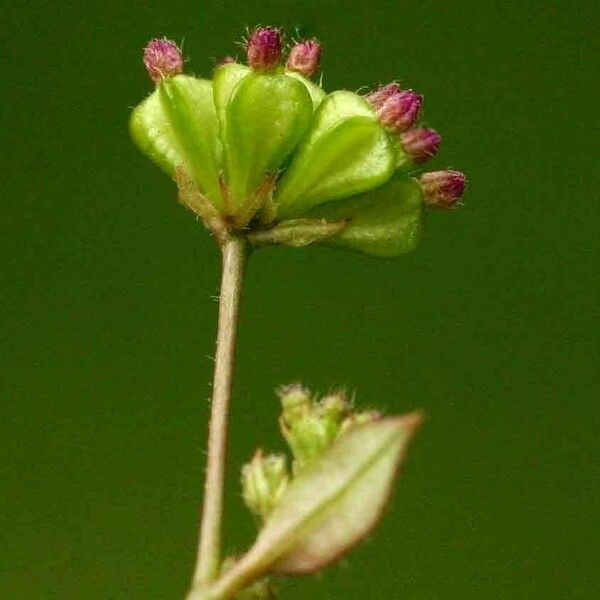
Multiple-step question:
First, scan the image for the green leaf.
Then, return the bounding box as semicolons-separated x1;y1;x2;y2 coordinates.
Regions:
239;414;422;576
308;175;425;257
129;75;223;208
247;218;347;248
223;73;313;210
274;91;397;219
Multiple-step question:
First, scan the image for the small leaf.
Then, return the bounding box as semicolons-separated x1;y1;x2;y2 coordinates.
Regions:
247;219;347;248
308;175;424;257
129;75;223;208
239;414;422;576
223;73;313;210
274;91;397;219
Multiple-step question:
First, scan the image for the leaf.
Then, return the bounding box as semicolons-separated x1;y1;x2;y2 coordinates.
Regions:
308;175;425;257
247;218;347;248
129;75;223;208
223;73;313;209
274;91;397;219
239;414;422;576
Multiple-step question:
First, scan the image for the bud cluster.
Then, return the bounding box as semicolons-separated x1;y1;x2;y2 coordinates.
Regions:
367;80;466;204
240;385;382;522
244;27;322;76
278;385;379;472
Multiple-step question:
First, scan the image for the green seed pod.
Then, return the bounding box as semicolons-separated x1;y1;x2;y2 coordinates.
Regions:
222;72;313;210
285;70;326;109
212;62;250;139
129;75;223;209
274;91;398;219
308;175;424;257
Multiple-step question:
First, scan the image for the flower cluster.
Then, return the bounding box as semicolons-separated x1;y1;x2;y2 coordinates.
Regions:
241;385;380;523
131;28;467;257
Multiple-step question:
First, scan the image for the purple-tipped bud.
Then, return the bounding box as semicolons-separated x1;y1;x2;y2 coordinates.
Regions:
143;38;183;84
286;39;322;77
400;127;442;164
420;170;467;208
376;90;423;133
247;27;282;71
366;83;402;109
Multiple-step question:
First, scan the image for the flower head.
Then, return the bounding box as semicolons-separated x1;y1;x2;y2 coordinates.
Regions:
400;127;442;164
420;170;467;208
375;90;423;133
247;27;282;71
143;38;183;84
366;83;402;108
287;39;322;77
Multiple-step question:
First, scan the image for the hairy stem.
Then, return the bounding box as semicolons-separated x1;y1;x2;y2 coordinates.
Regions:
191;236;247;588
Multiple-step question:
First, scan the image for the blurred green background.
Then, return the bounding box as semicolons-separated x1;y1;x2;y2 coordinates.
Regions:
2;0;598;598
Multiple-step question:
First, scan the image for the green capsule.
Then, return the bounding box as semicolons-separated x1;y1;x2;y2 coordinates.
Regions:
285;70;326;109
274;91;397;219
129;75;223;209
212;63;250;138
308;175;424;258
222;72;313;211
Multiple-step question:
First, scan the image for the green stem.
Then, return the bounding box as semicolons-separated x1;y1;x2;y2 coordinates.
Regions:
190;236;248;590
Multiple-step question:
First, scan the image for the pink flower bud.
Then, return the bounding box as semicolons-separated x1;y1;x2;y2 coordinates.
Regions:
143;38;183;84
400;127;442;164
247;27;282;71
376;90;423;133
286;39;322;77
365;83;402;109
420;170;467;208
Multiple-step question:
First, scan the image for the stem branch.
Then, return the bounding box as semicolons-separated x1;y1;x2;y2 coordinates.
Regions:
191;236;247;588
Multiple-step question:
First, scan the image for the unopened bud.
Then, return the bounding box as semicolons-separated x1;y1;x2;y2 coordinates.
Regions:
376;90;423;133
279;387;350;472
286;39;322;77
143;38;183;84
400;127;442;164
318;392;350;421
278;384;312;423
366;83;402;109
247;27;282;71
241;450;289;521
420;170;467;208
